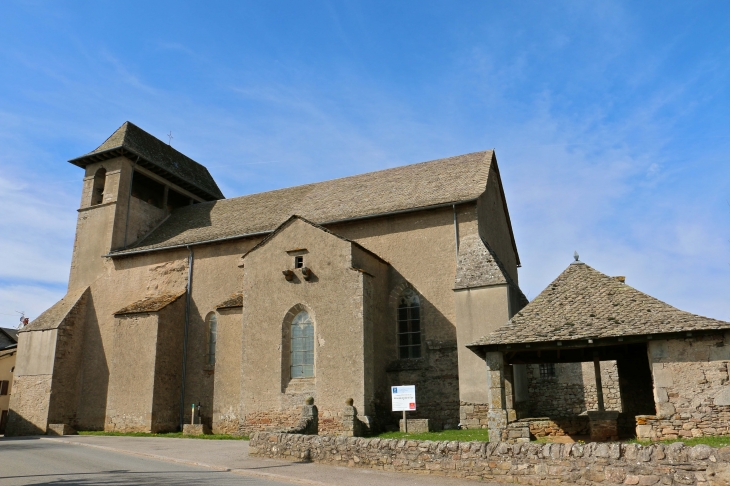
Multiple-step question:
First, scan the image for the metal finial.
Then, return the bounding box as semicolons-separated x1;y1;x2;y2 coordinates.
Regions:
167;131;173;146
574;251;579;262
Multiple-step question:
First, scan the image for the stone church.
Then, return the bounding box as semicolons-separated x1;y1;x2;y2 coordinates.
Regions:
7;122;527;436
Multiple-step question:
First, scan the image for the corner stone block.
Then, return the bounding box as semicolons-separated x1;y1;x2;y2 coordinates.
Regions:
656;402;676;419
653;368;674;388
47;424;77;436
183;424;211;435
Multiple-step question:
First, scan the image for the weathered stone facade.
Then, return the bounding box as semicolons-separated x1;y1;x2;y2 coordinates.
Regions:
636;334;730;441
7;123;524;437
251;432;730;485
527;361;622;417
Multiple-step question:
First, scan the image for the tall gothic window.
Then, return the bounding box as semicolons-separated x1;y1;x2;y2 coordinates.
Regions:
206;312;217;365
91;168;106;206
397;289;421;359
291;311;314;378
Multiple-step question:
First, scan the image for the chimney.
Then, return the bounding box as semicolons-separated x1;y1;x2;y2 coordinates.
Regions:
613;276;626;284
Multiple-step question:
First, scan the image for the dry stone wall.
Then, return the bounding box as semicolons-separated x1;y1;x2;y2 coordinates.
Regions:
250;432;730;485
527;361;622;417
639;336;730;441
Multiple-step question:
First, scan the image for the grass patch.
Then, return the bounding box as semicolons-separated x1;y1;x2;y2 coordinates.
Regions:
78;431;248;440
628;435;730;448
373;428;489;442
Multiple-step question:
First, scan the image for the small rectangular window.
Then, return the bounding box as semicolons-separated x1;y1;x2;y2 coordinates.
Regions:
294;256;304;268
0;380;8;395
539;363;556;379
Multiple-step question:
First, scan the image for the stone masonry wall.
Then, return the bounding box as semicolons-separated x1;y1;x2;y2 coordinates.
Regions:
528;361;621;417
637;335;730;441
250;432;730;485
460;401;490;429
385;342;460;431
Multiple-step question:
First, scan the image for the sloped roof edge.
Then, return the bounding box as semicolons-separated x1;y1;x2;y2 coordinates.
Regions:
21;287;90;333
114;291;186;316
242;215;389;265
470;262;730;348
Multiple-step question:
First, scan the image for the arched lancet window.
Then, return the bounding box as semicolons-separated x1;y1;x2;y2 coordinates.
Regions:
398;289;421;359
291;311;314;378
206;312;217;365
91;168;107;206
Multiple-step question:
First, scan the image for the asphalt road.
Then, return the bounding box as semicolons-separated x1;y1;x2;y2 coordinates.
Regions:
0;437;293;486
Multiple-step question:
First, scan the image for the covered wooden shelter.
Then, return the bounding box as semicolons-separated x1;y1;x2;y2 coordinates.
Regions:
468;258;730;442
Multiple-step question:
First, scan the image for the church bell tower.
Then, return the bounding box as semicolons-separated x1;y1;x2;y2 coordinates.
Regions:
66;122;224;290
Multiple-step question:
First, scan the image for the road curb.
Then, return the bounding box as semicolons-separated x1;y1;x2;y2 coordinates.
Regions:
40;437;328;486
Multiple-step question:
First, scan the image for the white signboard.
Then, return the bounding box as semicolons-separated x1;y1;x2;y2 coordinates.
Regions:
391;385;416;412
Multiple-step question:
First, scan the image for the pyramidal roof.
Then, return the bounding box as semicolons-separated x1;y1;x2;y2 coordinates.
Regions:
69;122;224;201
112;150;517;257
471;261;730;348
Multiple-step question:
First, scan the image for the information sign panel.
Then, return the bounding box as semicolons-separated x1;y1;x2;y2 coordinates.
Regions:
391;385;416;412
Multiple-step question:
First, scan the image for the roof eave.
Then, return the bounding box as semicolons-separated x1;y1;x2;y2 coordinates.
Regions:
469;327;730;353
68;147;222;202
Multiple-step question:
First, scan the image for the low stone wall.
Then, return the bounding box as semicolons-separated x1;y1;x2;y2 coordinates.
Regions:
526;416;590;438
637;413;730;441
250;432;730;485
460;401;489;429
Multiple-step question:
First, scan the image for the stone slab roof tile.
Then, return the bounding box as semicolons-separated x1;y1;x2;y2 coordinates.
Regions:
454;233;509;289
21;287;90;332
114;291;186;316
472;262;730;347
0;327;18;349
112;150;496;255
216;293;243;309
69;122;224;201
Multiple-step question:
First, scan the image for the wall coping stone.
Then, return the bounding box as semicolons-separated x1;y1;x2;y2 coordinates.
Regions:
250;432;730;485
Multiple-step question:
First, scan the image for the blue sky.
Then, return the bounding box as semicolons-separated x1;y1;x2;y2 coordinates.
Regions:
1;1;728;327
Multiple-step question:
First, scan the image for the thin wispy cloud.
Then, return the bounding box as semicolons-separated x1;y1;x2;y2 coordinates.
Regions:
0;0;728;328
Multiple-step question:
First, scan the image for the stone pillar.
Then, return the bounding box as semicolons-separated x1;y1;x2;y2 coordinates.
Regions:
341;398;364;437
504;364;517;423
284;397;319;435
593;356;605;412
513;364;529;419
301;397;319;435
485;351;507;443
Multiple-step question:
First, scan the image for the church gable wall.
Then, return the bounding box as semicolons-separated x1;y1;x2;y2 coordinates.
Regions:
240;219;374;434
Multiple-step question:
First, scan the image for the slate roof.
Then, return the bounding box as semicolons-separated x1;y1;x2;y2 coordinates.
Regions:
114;292;186;316
69;122;224;201
0;327;18;350
216;293;243;309
21;287;90;332
112;150;509;256
471;262;730;347
454;234;512;289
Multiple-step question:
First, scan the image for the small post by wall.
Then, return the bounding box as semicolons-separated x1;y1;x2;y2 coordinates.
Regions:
587;354;618;441
485;351;508;442
593;355;605;412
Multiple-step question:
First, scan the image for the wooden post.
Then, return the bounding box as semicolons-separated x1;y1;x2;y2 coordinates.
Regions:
593;356;605;412
403;411;407;433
